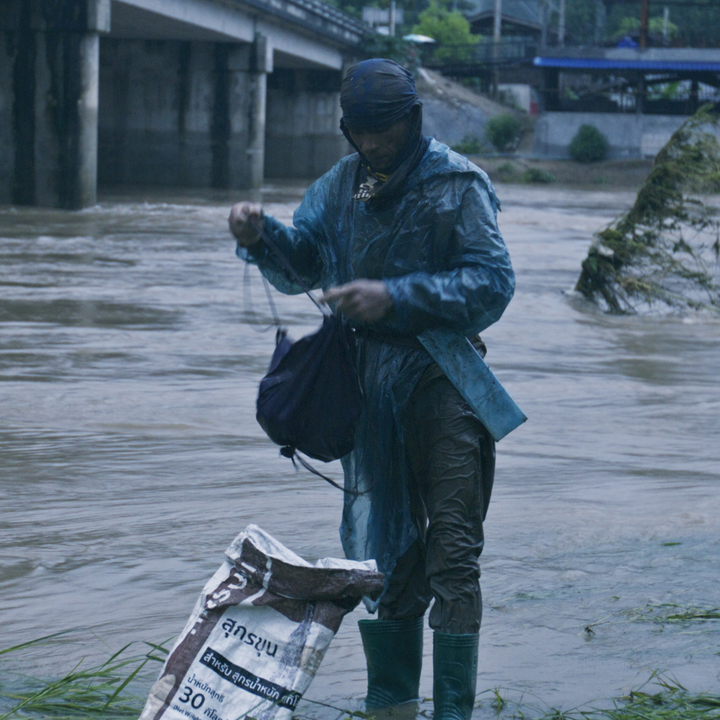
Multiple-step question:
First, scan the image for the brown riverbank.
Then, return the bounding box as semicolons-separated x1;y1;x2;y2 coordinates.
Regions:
469;155;655;191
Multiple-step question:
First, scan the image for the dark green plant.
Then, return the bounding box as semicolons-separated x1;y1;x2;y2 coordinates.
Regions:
485;114;522;153
521;167;556;184
451;135;483;155
616;14;680;39
569;124;609;163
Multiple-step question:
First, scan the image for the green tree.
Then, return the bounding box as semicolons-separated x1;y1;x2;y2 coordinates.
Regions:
606;1;720;46
412;0;479;59
563;0;603;46
616;14;680;40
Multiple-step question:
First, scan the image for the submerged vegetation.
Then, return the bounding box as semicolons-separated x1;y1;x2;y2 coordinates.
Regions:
622;603;720;625
478;675;720;719
576;107;720;314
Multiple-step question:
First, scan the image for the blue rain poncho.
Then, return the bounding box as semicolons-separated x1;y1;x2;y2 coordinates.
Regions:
237;140;514;601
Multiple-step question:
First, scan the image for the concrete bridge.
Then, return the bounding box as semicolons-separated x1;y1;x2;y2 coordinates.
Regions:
0;0;370;208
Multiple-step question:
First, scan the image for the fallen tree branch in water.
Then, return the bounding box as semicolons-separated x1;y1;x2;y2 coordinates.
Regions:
576;106;720;315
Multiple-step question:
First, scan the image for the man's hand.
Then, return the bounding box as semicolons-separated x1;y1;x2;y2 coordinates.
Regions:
321;280;393;323
229;202;264;247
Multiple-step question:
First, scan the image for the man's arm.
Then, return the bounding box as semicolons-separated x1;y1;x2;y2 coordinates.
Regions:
229;187;327;296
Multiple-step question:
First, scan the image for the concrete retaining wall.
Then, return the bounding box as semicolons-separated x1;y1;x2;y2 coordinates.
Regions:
534;112;689;159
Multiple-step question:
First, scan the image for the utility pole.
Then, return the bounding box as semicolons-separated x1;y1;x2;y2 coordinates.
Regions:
595;0;606;45
639;0;649;48
558;0;566;47
493;0;502;97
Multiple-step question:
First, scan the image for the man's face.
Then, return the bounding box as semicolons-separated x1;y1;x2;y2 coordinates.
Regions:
347;118;410;173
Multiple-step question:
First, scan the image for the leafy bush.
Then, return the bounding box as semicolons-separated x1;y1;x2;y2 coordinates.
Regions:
520;167;556;184
569;124;609;163
486;114;522;153
495;161;517;181
451;135;483;155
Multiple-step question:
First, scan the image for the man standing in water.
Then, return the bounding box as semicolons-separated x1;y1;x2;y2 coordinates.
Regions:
229;59;514;720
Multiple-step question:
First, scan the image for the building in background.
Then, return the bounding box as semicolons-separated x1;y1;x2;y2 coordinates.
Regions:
534;47;720;158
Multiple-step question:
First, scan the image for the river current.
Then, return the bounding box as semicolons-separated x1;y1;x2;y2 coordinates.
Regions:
1;183;718;716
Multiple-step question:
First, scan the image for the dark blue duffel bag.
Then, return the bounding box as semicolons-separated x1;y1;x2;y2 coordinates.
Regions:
256;314;362;464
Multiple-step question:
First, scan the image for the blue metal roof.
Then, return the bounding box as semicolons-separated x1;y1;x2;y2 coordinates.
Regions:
533;57;720;72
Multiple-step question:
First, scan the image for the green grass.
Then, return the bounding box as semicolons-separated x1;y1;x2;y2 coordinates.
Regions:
0;635;167;720
2;640;719;720
532;674;720;719
471;674;720;719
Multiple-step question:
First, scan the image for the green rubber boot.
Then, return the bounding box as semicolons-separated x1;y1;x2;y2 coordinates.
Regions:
358;617;424;710
432;632;479;720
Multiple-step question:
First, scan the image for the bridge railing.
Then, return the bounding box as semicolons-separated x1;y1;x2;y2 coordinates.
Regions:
424;38;538;69
232;0;372;46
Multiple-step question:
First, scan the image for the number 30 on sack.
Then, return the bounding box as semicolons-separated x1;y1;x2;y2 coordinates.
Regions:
178;687;205;709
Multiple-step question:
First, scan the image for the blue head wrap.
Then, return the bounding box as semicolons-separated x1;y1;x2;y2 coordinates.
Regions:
340;58;421;131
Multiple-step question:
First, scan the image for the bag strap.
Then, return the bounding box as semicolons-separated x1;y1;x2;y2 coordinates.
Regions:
247;221;377;497
281;446;369;497
243;260;283;330
250;220;331;318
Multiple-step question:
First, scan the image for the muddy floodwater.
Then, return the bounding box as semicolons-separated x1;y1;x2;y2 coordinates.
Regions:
1;183;719;716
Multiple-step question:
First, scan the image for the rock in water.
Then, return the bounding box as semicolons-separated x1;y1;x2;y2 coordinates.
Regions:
576;107;720;314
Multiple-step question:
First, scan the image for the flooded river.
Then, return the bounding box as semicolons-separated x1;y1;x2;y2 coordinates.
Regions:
1;183;718;716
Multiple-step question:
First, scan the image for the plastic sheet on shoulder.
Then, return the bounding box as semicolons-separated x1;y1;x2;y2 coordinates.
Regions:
139;525;384;720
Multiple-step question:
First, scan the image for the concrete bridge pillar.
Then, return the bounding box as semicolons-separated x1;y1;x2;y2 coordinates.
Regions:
247;35;271;189
0;0;108;208
74;31;101;208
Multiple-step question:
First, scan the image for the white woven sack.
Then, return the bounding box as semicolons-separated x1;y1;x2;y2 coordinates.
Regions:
139;525;383;720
